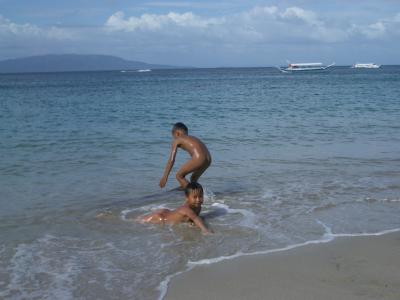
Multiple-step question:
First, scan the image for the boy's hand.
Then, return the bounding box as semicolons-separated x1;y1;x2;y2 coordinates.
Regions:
202;229;214;235
159;177;167;188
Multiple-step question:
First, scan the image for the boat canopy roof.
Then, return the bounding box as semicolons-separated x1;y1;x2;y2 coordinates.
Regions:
290;62;323;66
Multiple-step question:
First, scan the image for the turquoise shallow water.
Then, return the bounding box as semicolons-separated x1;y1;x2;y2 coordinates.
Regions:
1;67;400;299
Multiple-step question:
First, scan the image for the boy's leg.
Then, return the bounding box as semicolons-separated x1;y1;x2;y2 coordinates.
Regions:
176;159;203;188
137;209;169;223
190;161;210;182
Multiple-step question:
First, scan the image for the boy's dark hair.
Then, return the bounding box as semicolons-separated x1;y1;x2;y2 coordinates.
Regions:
172;122;188;134
184;182;203;196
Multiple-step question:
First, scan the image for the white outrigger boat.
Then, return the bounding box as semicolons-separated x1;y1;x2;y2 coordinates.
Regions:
278;62;335;73
351;63;380;69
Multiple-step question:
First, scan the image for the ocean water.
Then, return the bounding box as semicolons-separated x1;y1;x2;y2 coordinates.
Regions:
1;67;400;299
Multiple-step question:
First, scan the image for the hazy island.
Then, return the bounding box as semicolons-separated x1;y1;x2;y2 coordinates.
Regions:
0;54;183;73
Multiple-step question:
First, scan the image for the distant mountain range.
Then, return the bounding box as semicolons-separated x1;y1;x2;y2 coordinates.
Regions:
0;54;182;73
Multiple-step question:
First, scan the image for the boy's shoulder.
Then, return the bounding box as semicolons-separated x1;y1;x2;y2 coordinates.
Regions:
182;135;201;142
174;135;192;144
176;204;194;215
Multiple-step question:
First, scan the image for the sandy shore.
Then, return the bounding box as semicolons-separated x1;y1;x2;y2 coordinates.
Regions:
165;232;400;300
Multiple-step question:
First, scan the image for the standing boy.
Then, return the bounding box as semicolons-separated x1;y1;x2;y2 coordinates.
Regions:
160;122;211;189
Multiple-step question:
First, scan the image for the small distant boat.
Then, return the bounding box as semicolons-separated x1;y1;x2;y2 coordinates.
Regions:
278;62;335;73
351;63;380;69
121;69;152;73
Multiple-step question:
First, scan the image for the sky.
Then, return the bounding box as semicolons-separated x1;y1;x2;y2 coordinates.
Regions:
1;0;400;67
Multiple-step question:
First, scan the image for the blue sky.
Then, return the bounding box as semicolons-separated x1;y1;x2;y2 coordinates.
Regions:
1;0;400;67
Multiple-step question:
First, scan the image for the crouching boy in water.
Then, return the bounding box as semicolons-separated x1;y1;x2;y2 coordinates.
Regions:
137;182;212;234
160;122;211;189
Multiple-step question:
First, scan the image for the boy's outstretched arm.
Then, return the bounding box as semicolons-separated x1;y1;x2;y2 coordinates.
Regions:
183;207;212;235
160;140;178;188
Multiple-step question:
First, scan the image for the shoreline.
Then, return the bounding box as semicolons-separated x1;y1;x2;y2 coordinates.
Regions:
164;230;400;300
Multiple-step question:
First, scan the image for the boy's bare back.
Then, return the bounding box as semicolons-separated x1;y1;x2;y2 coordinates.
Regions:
137;204;198;225
160;123;211;189
175;135;211;161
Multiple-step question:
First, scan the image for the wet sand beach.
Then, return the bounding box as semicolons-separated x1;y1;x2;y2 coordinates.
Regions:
166;232;400;300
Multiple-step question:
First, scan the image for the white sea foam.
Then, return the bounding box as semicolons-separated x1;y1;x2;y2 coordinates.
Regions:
307;202;338;213
316;219;333;239
262;189;275;199
0;234;78;300
188;221;334;266
158;221;400;300
358;197;400;203
328;228;400;238
211;202;258;228
120;204;169;221
308;196;400;214
2;234;151;299
158;269;188;300
203;187;216;202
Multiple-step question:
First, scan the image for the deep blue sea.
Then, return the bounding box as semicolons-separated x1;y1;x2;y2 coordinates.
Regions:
1;67;400;299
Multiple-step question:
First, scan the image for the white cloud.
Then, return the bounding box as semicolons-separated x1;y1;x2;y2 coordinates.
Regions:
0;15;41;36
380;12;400;36
236;6;349;43
365;22;386;38
105;11;223;32
281;7;322;27
0;15;74;40
104;6;354;44
350;21;391;40
246;5;279;17
144;1;230;9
